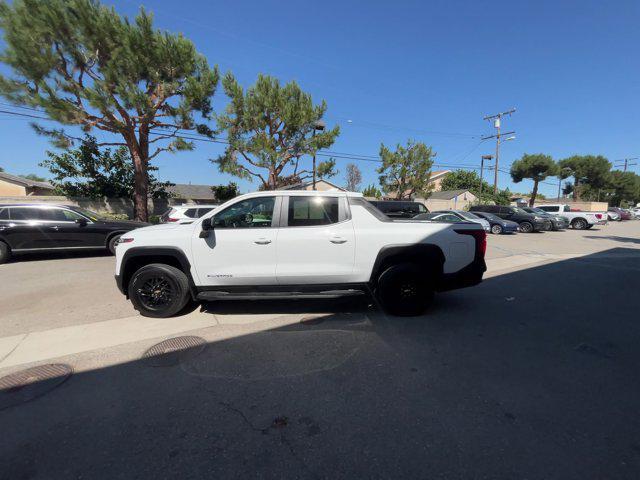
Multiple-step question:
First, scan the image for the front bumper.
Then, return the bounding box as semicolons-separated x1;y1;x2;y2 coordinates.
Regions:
115;274;125;295
438;256;487;292
534;220;552;231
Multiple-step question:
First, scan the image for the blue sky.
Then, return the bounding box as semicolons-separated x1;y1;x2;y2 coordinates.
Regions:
1;0;639;196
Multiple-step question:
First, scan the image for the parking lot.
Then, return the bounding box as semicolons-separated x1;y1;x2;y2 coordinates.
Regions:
1;222;639;479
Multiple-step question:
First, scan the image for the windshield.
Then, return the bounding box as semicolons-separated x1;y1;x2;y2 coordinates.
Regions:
514;208;531;215
478;212;500;221
70;207;104;221
457;211;481;220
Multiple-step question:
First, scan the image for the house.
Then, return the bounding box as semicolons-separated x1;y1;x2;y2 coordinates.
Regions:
428;170;452;191
166;183;217;202
422;189;477;211
0;172;54;196
280;179;346;192
383;170;453;199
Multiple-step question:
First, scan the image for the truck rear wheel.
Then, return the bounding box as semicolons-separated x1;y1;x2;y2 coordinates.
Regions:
0;241;11;264
572;218;588;230
128;263;191;318
376;263;434;316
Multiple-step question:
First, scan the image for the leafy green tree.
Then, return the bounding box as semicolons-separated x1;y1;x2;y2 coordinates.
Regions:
510;153;558;206
345;163;362;192
362;184;383;198
377;140;435;199
211;182;239;202
40;135;172;198
440;169;490;194
0;0;218;220
601;171;640;206
0;166;4;172
214;73;339;190
559;155;611;201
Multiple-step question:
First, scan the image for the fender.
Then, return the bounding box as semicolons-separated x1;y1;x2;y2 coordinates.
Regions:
369;243;445;285
116;246;197;299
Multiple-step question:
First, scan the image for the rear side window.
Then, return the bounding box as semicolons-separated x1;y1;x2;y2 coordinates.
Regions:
563;205;571;212
288;196;339;227
0;208;8;220
184;208;198;218
197;208;213;217
9;207;47;220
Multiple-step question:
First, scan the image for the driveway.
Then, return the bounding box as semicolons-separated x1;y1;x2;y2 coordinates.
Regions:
0;221;639;479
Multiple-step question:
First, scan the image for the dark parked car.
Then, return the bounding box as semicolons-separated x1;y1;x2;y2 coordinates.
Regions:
608;207;632;220
521;207;569;231
472;211;519;234
0;204;148;263
469;204;551;233
369;200;428;218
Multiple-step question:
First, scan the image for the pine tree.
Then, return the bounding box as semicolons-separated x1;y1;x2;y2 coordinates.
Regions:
0;0;218;220
214;73;339;190
378;140;435;199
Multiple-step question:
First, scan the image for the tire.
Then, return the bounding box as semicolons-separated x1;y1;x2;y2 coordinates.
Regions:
128;263;191;318
572;218;588;230
107;234;122;255
375;263;434;316
0;241;11;264
519;221;534;233
491;224;503;235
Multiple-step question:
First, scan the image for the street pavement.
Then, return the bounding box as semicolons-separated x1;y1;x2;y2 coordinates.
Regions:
0;221;639;479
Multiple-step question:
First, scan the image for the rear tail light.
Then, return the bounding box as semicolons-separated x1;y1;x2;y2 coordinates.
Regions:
595;214;602;219
167;217;179;222
454;229;487;258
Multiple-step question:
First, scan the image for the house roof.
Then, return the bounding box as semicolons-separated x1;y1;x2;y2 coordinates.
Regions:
166;183;217;200
280;179;346;191
429;170;451;180
0;171;53;189
428;189;471;200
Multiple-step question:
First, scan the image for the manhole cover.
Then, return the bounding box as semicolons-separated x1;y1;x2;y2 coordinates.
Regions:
0;364;72;410
143;336;206;367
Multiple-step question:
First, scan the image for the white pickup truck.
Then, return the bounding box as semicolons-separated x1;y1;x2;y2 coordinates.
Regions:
535;204;607;230
114;191;487;317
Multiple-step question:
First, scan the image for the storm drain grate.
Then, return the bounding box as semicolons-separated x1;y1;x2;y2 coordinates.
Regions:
0;363;72;410
143;336;207;367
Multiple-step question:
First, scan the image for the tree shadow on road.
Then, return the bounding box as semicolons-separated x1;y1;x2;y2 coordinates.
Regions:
1;248;640;479
584;235;640;245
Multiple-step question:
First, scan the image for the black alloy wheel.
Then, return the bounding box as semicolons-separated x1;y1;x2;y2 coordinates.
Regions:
128;264;191;318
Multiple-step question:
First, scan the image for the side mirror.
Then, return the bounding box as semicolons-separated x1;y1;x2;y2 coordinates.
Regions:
199;217;213;238
75;217;88;226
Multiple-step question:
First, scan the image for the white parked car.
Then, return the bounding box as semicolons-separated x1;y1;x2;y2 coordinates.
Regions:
115;191;487;318
535;204;607;229
430;210;491;233
160;204;219;223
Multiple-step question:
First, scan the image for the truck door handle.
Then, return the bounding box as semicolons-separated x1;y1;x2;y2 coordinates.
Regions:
330;236;347;244
254;238;272;245
49;225;59;231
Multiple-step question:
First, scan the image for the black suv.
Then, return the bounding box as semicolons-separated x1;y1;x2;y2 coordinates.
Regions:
469;205;551;233
369;200;429;218
0;204;148;263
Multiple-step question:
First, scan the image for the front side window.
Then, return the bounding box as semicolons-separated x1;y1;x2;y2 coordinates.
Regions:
0;208;8;220
213;196;275;229
197;208;214;217
288;196;339;227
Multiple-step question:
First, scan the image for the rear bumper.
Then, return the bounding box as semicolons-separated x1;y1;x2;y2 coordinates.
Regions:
438;257;487;292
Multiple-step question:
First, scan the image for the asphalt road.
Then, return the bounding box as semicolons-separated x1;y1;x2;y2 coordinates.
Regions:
1;221;639;479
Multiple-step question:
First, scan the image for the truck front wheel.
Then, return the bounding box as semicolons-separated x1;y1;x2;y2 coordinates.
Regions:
376;263;434;316
128;263;191;318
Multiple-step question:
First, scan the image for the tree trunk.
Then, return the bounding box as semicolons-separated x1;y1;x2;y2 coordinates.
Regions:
529;180;539;207
125;129;150;222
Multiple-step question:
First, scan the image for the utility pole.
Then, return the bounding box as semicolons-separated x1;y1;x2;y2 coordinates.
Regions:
557;178;562;202
311;120;326;191
614;157;638;172
482;109;516;194
480;155;493;195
